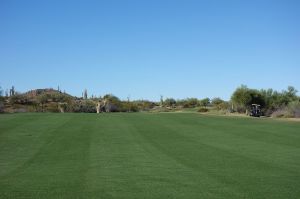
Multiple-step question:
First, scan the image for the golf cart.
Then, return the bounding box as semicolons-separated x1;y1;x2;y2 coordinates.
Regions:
250;104;261;117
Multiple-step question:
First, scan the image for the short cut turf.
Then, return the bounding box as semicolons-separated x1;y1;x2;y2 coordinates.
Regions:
0;113;300;198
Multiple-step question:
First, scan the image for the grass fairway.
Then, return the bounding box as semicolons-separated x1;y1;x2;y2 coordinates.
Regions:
0;113;300;199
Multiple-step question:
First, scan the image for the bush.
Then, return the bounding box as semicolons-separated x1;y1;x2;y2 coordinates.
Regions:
71;100;96;113
211;98;229;110
199;98;210;107
164;98;176;107
287;101;300;118
0;102;4;113
177;98;199;108
271;109;292;118
46;103;60;112
211;98;223;106
198;107;209;112
121;102;139;112
133;100;156;111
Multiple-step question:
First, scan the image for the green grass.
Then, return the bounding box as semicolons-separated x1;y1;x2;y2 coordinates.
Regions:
0;113;300;199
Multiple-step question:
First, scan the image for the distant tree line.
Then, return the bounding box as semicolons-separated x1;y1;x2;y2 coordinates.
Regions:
0;85;299;117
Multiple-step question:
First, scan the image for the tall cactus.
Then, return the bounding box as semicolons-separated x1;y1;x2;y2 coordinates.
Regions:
9;86;15;96
84;89;88;99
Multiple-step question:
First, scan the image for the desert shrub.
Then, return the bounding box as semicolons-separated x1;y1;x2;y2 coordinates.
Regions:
73;100;96;113
120;102;139;112
217;102;230;110
235;105;246;113
271;101;300;118
133;100;156;111
9;94;23;105
263;108;276;117
27;105;39;112
211;98;224;107
49;93;73;103
46;103;60;112
177;98;199;108
164;98;176;107
211;98;229;110
199;98;210;107
102;94;122;112
129;103;139;112
271;109;292;118
0;102;4;113
104;103;118;112
287;101;300;118
198;107;209;112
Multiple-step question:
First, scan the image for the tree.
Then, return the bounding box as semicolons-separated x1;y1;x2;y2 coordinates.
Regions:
189;98;199;107
177;98;199;108
102;94;122;112
103;94;120;102
231;85;250;110
164;98;176;107
211;97;223;106
286;86;298;97
199;98;210;107
280;86;298;105
231;85;265;113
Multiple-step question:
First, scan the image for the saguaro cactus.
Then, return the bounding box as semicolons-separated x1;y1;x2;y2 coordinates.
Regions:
10;86;15;96
84;89;88;99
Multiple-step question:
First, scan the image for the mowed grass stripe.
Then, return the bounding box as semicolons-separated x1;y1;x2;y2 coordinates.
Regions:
0;113;299;199
85;114;185;198
86;114;228;198
0;114;73;177
124;114;300;198
0;114;93;198
124;114;252;198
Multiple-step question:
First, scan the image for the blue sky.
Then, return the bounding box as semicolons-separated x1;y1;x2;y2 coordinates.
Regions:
0;0;299;101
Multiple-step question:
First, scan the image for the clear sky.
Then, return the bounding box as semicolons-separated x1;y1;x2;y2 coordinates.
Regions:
0;0;299;101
